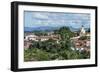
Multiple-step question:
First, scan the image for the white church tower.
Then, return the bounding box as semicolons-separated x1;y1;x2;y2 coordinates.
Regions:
80;25;86;36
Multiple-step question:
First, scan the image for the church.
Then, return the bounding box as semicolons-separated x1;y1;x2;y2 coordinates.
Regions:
79;25;86;36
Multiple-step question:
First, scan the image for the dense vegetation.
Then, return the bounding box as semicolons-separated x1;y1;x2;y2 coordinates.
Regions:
24;27;90;61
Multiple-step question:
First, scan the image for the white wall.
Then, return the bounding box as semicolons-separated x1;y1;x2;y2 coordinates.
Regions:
0;0;99;73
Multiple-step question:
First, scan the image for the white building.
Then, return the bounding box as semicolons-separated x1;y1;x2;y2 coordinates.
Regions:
80;25;86;36
25;34;60;42
25;34;38;41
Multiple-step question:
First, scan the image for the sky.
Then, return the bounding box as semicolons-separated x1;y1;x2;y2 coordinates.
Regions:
24;11;90;28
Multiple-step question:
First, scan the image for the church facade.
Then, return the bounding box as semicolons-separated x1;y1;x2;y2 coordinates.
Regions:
80;25;86;36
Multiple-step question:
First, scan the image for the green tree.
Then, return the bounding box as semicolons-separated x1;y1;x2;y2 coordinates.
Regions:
57;27;73;50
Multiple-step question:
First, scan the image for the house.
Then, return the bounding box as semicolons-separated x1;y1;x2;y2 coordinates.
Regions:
24;34;61;42
25;34;38;41
24;40;33;50
73;39;90;52
24;34;61;49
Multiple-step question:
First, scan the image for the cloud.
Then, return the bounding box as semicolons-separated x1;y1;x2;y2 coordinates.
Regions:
33;12;49;19
25;11;90;28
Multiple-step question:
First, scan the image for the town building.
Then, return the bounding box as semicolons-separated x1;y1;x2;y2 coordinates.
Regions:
24;34;61;42
24;33;61;49
70;25;90;52
80;25;86;36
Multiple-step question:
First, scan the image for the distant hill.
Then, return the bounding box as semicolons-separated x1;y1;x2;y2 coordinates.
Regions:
24;26;90;32
24;26;60;32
